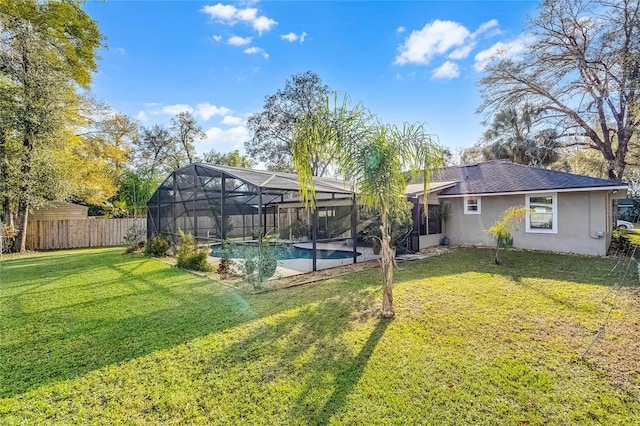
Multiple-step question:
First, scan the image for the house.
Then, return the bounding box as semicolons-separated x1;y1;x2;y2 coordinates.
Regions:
407;160;628;256
30;200;89;220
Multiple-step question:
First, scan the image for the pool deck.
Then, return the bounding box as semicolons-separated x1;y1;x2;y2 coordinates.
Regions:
209;241;379;278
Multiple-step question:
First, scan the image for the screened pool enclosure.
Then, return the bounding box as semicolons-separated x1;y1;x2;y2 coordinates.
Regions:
146;164;368;272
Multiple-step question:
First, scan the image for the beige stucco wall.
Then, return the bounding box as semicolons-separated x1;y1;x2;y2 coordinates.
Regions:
442;191;610;256
419;233;442;248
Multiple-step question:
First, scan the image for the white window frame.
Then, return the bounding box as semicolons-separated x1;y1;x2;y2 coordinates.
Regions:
464;196;481;215
525;192;558;234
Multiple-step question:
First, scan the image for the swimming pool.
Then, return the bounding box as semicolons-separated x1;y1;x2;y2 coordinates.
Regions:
211;243;360;260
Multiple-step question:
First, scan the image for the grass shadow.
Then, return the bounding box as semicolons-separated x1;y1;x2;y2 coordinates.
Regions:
0;249;379;398
309;318;390;425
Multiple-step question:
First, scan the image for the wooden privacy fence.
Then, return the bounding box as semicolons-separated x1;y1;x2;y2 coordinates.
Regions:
26;218;146;250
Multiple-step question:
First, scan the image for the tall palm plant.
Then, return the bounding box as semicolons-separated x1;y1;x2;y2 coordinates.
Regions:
482;104;560;166
292;95;444;318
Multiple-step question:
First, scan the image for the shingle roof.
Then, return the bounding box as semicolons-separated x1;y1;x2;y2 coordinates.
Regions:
405;181;457;197
431;160;626;196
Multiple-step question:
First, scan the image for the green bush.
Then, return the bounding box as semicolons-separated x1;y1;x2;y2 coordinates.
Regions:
289;220;309;240
145;235;169;257
176;230;213;272
123;222;146;254
239;238;277;289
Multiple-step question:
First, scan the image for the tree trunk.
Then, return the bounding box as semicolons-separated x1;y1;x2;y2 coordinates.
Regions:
380;222;395;319
14;198;28;253
0;127;11;226
14;132;34;253
494;242;501;265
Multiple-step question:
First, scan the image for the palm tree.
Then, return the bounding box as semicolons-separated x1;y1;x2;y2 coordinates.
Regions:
481;104;560;166
292;95;445;318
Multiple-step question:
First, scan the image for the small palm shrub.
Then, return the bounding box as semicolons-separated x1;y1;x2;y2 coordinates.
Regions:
176;230;212;272
487;206;528;264
145;235;169;257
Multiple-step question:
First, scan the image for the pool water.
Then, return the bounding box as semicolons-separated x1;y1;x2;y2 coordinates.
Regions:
211;243;360;260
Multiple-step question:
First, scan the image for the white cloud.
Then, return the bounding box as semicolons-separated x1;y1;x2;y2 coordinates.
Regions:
202;4;236;20
473;19;499;37
203;125;250;149
396;19;505;66
280;31;307;43
162;104;195;115
243;46;269;58
432;61;460;79
474;35;532;71
114;47;126;55
397;26;406;34
448;44;475;60
201;3;277;35
221;115;244;125
213;35;222;42
395;20;470;65
228;35;252;46
196;102;232;120
281;32;297;42
236;7;258;22
138;102;235;121
252;16;277;34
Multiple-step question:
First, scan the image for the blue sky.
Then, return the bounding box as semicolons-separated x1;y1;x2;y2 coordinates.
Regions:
84;0;538;160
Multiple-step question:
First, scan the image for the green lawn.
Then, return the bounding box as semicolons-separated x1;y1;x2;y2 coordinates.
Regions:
1;247;639;424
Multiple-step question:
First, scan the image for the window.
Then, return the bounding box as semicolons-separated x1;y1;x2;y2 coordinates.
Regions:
427;205;442;234
526;193;557;233
464;197;481;214
419;205;442;235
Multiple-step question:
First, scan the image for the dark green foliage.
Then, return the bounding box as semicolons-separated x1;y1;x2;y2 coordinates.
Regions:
289;219;309;240
246;71;332;174
176;230;212;272
360;201;413;254
145;235;169;257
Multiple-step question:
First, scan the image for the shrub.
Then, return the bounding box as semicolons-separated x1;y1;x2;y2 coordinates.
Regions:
487;206;528;265
145;235;169;257
217;239;233;278
611;227;638;255
1;224;17;254
289;220;309;240
123;222;146;254
239;238;277;289
176;230;212;272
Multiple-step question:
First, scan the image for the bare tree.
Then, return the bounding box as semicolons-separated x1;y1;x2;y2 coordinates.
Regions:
478;0;640;180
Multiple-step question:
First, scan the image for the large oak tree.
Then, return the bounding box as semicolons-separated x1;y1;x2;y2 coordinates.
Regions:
478;0;640;180
0;0;102;251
